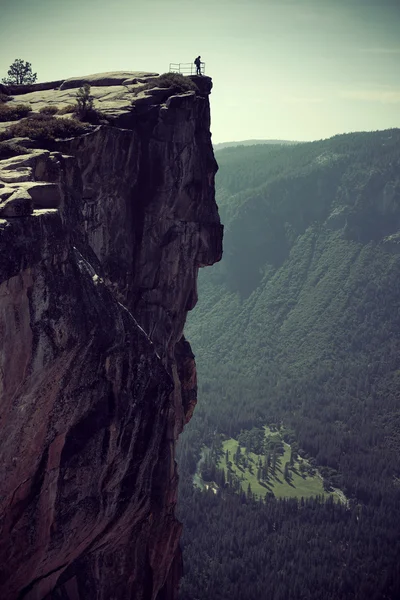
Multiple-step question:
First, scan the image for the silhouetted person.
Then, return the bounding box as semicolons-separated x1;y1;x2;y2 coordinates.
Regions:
194;56;202;76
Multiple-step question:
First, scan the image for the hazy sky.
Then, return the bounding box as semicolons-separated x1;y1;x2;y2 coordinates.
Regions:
1;0;399;142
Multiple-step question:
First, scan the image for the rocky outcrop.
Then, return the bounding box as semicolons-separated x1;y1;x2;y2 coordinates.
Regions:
0;72;222;599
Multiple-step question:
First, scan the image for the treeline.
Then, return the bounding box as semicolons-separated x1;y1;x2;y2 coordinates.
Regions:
178;479;400;600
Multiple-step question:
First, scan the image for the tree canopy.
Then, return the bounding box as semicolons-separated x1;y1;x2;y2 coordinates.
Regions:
2;59;37;85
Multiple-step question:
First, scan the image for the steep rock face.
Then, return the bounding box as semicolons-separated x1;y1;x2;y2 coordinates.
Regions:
0;72;222;599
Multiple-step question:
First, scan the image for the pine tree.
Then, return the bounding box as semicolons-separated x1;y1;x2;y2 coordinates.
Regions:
247;483;253;500
284;462;291;481
75;83;94;115
235;444;241;465
2;59;37;85
272;448;277;474
266;452;271;469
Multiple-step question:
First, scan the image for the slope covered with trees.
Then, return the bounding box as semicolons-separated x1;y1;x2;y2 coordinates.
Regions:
177;130;400;600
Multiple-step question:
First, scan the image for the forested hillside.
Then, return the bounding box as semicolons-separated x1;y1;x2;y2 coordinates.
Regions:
213;139;297;151
177;130;400;600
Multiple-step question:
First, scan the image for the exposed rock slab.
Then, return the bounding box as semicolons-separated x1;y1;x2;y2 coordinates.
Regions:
1;71;213;123
59;71;159;89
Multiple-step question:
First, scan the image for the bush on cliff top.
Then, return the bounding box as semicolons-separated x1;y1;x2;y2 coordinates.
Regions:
156;72;198;92
75;107;108;125
0;141;29;159
0;93;13;103
133;72;198;98
0;114;90;142
57;104;76;115
38;102;107;126
23;88;108;126
39;105;59;115
38;104;107;125
75;83;94;114
72;84;108;125
0;103;31;122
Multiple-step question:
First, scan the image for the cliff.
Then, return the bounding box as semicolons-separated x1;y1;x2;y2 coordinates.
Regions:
0;72;222;599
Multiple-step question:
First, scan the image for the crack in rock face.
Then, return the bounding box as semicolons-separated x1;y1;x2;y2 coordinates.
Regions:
0;71;223;600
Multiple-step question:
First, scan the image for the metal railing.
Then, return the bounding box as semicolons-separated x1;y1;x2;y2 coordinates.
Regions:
169;62;206;76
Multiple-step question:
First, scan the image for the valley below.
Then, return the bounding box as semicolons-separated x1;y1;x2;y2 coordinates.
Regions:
177;130;400;600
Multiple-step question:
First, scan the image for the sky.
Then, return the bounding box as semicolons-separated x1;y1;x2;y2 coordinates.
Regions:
1;0;399;143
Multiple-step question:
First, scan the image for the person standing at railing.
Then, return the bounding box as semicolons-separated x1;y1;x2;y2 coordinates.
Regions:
194;56;202;75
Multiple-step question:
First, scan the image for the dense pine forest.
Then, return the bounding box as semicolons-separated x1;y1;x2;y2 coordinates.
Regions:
177;130;400;600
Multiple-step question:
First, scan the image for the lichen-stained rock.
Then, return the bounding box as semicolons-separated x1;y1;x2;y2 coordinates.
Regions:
0;72;222;599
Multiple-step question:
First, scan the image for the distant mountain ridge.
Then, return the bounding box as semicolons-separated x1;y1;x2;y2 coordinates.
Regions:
213;139;299;151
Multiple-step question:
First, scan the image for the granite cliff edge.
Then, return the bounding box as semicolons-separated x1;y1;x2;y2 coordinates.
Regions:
0;71;222;599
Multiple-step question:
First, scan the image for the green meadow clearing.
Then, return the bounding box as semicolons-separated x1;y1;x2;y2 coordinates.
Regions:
216;428;334;501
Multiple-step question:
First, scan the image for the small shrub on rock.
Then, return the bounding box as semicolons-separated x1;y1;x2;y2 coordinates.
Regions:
1;115;90;142
39;105;59;115
0;93;12;103
0;141;29;159
156;73;198;92
77;108;108;125
57;104;76;115
76;83;94;114
132;72;198;102
0;103;31;122
73;84;107;124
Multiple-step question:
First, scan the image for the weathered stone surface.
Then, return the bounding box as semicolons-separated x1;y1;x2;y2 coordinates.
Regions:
0;188;33;216
1;71;213;125
0;72;222;599
59;71;159;90
0;184;15;201
0;152;63;217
